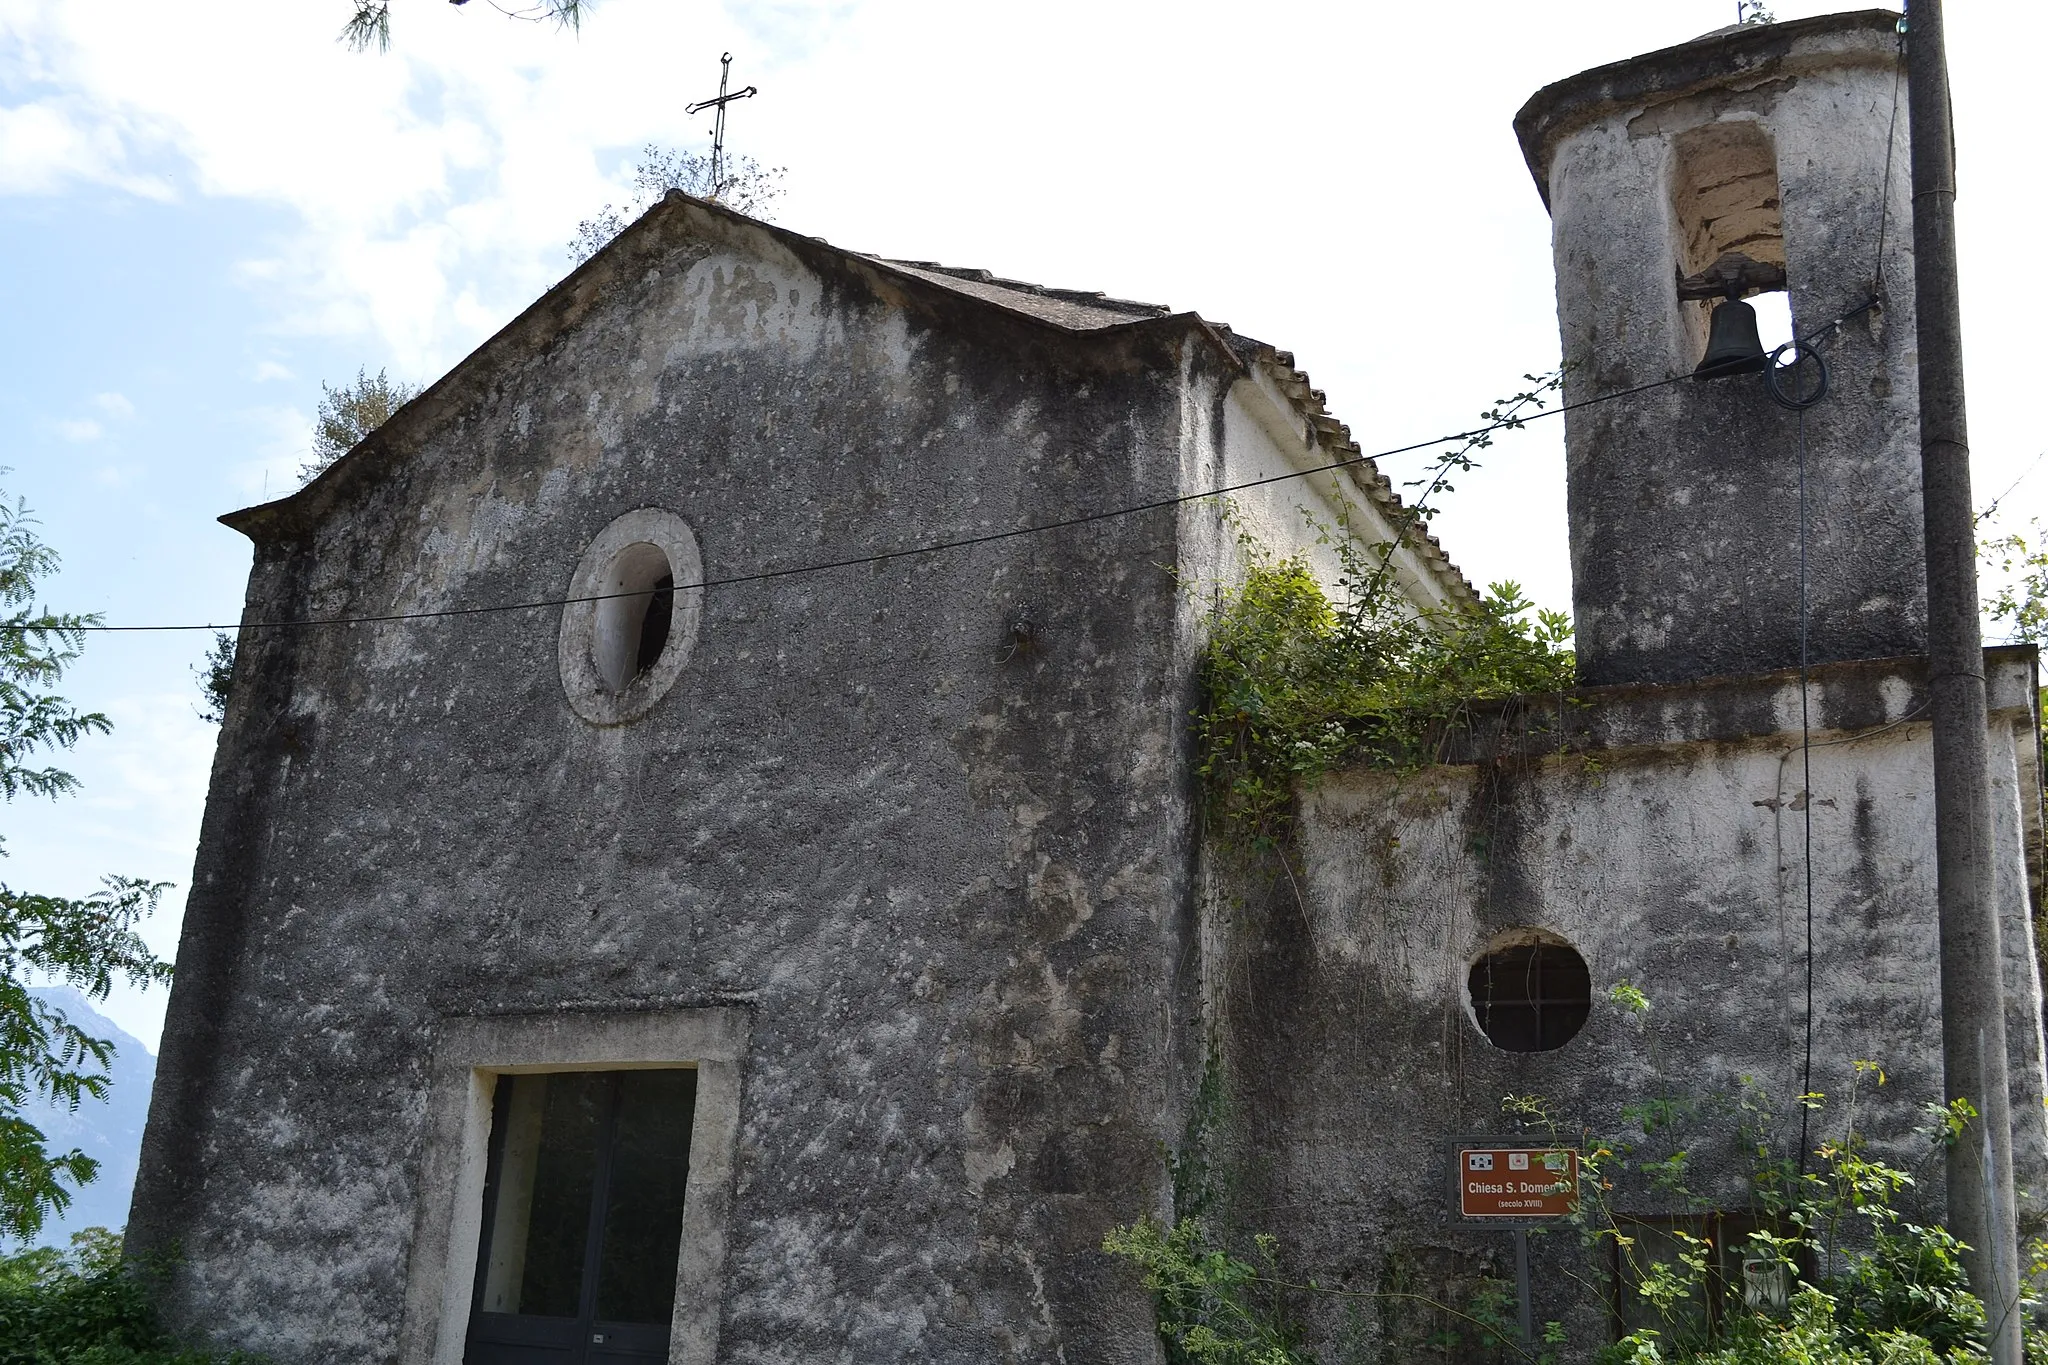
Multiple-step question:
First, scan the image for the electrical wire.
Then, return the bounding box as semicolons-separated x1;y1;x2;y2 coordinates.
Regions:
1979;450;2046;523
1871;21;1907;297
3;218;1896;643
1767;341;1831;411
1795;401;1817;1172
19;366;1707;637
1786;38;1904;1165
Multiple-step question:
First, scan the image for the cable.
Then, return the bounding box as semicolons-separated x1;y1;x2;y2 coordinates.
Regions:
1795;295;1879;350
20;365;1704;637
1870;21;1907;297
1979;450;2046;523
1795;401;1817;1173
1777;32;1897;1170
1766;341;1831;411
9;291;1890;641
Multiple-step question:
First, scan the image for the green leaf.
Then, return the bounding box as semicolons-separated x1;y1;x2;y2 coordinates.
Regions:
0;483;173;1243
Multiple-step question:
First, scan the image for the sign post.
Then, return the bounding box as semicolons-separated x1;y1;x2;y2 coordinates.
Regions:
1453;1143;1579;1347
1514;1226;1533;1345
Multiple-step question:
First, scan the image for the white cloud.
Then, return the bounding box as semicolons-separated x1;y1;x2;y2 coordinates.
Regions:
52;394;130;442
0;0;762;375
250;359;294;383
0;93;175;199
88;691;218;818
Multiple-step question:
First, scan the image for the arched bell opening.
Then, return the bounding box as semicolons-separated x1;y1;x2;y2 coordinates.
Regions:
1670;120;1794;379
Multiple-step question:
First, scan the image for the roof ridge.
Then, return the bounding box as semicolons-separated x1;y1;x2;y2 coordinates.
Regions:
856;253;1473;606
872;256;1172;319
1239;342;1482;610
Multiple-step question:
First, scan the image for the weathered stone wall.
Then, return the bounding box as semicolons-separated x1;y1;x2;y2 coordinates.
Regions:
1201;650;2047;1357
1520;12;1927;686
130;203;1250;1363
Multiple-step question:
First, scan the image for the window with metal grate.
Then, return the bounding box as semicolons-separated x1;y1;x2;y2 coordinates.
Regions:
1467;939;1592;1052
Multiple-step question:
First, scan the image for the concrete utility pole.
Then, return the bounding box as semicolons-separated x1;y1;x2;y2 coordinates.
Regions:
1908;2;2024;1358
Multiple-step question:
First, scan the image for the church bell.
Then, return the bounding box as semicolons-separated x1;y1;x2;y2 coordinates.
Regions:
1693;296;1770;379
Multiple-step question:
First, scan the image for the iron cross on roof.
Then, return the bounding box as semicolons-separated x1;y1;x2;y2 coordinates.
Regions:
685;53;757;202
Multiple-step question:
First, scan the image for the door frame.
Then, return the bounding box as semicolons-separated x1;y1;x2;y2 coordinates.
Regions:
396;1007;750;1365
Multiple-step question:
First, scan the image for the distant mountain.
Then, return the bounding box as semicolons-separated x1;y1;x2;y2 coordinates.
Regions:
18;987;156;1249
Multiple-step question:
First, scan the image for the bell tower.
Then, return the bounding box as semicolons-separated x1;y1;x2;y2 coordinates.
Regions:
1515;11;1919;687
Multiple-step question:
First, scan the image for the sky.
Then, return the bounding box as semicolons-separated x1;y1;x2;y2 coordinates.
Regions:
2;0;2043;1051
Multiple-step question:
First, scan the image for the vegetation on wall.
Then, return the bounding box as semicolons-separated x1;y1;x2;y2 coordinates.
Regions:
1194;533;1573;861
1106;1052;2029;1363
193;634;236;728
1521;1042;2023;1365
1119;425;2048;1359
1104;1218;1313;1365
1192;373;1574;861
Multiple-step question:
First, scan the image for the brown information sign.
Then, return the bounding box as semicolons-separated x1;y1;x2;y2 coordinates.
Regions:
1457;1147;1579;1219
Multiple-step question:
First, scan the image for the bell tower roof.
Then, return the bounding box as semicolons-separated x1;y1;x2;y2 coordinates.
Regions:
1514;10;1904;210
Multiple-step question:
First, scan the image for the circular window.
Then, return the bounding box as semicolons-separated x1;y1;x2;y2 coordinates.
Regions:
1467;933;1592;1053
558;509;702;725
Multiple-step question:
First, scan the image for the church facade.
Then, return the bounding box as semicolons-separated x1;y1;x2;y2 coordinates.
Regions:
130;10;2045;1363
126;165;1459;1363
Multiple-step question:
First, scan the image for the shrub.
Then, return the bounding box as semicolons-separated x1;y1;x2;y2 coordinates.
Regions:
0;1228;251;1364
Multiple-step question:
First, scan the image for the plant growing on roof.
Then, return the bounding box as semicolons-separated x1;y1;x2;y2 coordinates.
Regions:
302;367;422;486
569;144;788;264
1980;517;2048;649
1192;371;1574;858
1194;542;1574;860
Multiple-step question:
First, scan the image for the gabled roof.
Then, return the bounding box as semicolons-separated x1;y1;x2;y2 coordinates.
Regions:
873;260;1174;331
859;251;1476;607
233;193;1475;607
